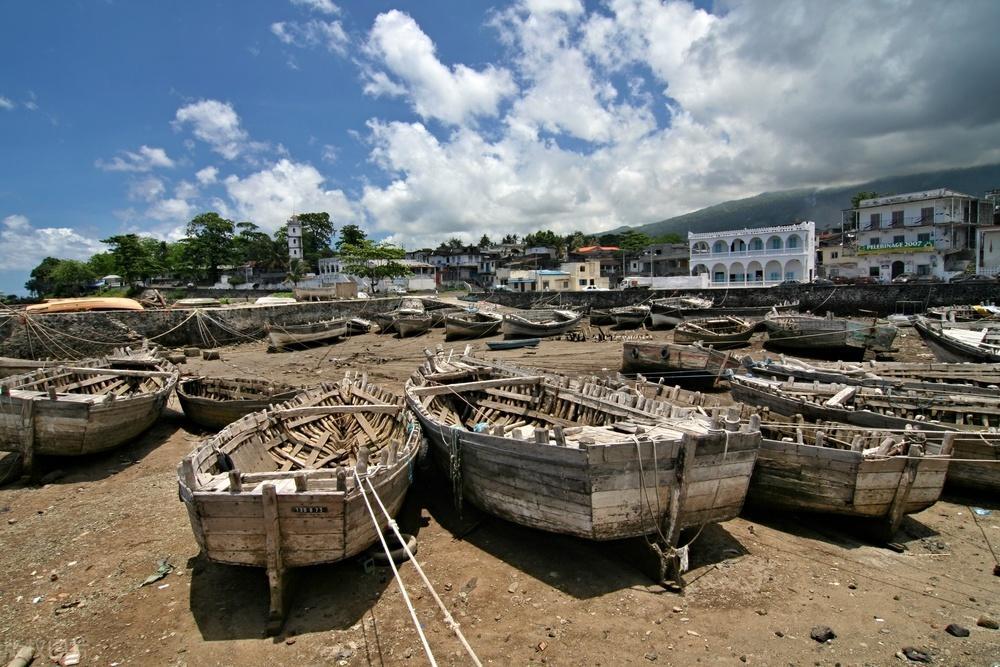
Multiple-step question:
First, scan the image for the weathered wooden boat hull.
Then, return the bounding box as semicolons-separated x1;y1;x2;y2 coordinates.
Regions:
26;297;145;314
610;307;650;328
763;316;897;358
345;318;371;336
406;376;758;542
429;307;463;328
178;375;420;632
621;342;741;389
486;338;540;350
266;319;347;350
395;315;432;338
673;317;753;349
444;312;502;339
589;309;615;326
0;367;177;459
729;376;999;493
373;312;397;333
913;317;1000;363
649;311;682;329
501;310;583;338
177;378;302;431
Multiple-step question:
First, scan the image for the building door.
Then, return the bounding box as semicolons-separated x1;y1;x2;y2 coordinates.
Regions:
891;260;905;278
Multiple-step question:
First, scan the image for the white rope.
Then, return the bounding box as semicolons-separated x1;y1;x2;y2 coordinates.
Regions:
352;469;437;667
362;473;484;667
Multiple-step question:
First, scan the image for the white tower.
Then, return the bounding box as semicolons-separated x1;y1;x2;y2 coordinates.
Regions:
287;216;302;262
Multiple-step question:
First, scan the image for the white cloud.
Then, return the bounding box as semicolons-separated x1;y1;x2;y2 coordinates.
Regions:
175;180;199;200
0;214;104;270
96;145;175;172
173;100;249;160
271;20;349;55
321;144;338;163
128;176;166;202
363;10;517;126
146;197;195;223
224;159;357;232
290;0;339;15
0;96;14;111
195;166;218;184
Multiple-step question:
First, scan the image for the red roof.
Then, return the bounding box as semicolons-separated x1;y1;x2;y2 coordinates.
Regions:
575;245;620;253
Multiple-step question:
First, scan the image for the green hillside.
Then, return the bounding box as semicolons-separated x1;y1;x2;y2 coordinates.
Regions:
617;163;1000;237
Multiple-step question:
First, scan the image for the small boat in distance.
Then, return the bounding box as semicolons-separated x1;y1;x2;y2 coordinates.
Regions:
673;316;754;349
501;309;582;338
395;312;433;338
486;337;540;350
26;297;145;314
610;304;651;328
445;310;503;339
177;376;303;431
266;318;347;351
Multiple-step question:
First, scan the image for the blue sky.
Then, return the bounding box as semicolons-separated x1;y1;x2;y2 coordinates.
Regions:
3;0;1000;295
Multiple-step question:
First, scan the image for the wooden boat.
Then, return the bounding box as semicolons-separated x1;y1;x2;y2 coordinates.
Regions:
674;316;754;349
588;308;615;326
177;377;303;431
744;353;1000;388
293;286;340;301
649;296;714;328
740;411;950;539
621;341;743;389
762;311;897;359
0;345;165;378
501;309;582;338
177;373;420;632
394;312;433;338
255;296;297;306
444;311;502;340
610;304;651;328
26;297;145;314
926;304;1000;322
699;300;799;319
429;307;464;328
913;317;1000;363
374;299;425;334
729;375;1000;493
345;317;372;336
174;298;222;308
0;362;178;472
266;318;347;350
405;354;760;585
419;297;455;311
486;337;540;350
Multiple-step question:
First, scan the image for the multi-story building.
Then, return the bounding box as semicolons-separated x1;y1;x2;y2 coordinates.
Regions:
286;216;303;263
689;221;816;286
569;245;623;283
497;261;608;292
627;243;690;277
317;257;437;292
851;189;990;281
976;225;1000;276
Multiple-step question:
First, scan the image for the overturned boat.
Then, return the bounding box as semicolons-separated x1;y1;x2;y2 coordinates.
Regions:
178;373;421;632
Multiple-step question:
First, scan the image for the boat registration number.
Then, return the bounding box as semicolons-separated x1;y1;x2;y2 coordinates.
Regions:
292;506;328;514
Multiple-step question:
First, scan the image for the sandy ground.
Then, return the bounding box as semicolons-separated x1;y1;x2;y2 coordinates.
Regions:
1;318;998;666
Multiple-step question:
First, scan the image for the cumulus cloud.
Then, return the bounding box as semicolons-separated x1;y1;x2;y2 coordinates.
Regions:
96;145;175;172
363;10;517;126
195;166;218;184
224;158;357;231
0;214;104;270
271;20;349;55
290;0;339;15
173;100;250;160
0;96;14;111
128;176;166;202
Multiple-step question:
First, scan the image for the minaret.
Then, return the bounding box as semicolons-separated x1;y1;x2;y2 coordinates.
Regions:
287;216;302;263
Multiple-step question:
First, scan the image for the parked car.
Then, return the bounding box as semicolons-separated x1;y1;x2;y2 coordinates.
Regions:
583;285;610;291
852;276;879;285
811;278;834;286
910;275;943;284
891;273;915;284
777;279;801;286
949;273;995;283
386;285;408;294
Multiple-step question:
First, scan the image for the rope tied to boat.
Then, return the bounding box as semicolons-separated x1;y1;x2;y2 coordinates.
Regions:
353;469;484;667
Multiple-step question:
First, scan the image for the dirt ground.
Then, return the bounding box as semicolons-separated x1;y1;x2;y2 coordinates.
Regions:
1;318;998;666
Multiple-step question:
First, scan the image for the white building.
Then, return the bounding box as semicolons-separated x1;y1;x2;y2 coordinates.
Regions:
287;216;303;262
977;226;1000;276
318;257;437;293
689;221;816;286
852;189;989;282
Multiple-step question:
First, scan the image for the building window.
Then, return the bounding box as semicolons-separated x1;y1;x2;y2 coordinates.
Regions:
917;232;931;243
749;238;763;251
891;210;904;227
869;266;880;277
920;207;934;224
916;264;931;276
868;213;880;229
893;235;904;244
578;279;586;286
831;251;839;259
787;236;799;249
712;240;727;254
579;266;586;272
870;237;880;246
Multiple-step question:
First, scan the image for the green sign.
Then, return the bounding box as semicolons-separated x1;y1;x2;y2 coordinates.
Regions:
857;240;933;255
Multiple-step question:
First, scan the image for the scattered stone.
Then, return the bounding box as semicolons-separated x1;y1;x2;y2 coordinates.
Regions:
202;349;220;360
810;626;836;643
49;572;58;582
900;646;930;663
507;582;518;594
739;655;748;663
755;609;767;616
847;583;857;590
444;583;452;592
644;651;658;661
893;595;901;601
183;347;200;357
672;606;683;613
993;563;999;577
7;518;15;524
945;624;969;638
976;616;998;630
536;641;547;652
774;631;784;638
284;638;295;646
686;630;700;637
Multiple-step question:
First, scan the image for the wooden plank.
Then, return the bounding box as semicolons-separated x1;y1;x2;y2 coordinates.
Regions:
409;376;545;397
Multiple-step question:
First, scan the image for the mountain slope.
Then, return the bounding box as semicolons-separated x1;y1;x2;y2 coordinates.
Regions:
619;163;1000;238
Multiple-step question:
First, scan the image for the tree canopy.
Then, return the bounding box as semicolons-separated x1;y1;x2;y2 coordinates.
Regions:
185;212;236;281
338;240;410;293
336;224;367;250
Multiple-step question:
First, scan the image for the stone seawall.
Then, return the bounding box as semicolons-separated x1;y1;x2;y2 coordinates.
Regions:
0;298;403;359
484;283;1000;316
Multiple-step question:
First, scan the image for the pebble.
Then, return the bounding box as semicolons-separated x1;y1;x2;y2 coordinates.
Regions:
644;652;658;661
6;518;15;525
774;631;784;638
507;582;518;594
976;616;998;630
672;606;683;613
900;646;930;663
739;655;747;663
945;624;970;638
686;630;700;637
810;626;836;643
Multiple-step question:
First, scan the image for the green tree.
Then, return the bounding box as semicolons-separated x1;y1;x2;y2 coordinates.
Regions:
652;233;684;244
101;234;147;286
185;212;235;282
49;260;96;297
598;233;621;247
339;240;411;294
24;257;62;296
235;222;284;270
523;230;562;248
87;252;117;278
336;224;367;250
286;258;306;287
166;240;200;281
443;237;465;250
619;230;652;253
478;234;492;248
501;233;519;244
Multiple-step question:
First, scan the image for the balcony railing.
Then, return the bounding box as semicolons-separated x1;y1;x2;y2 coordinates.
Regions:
691;247;809;259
